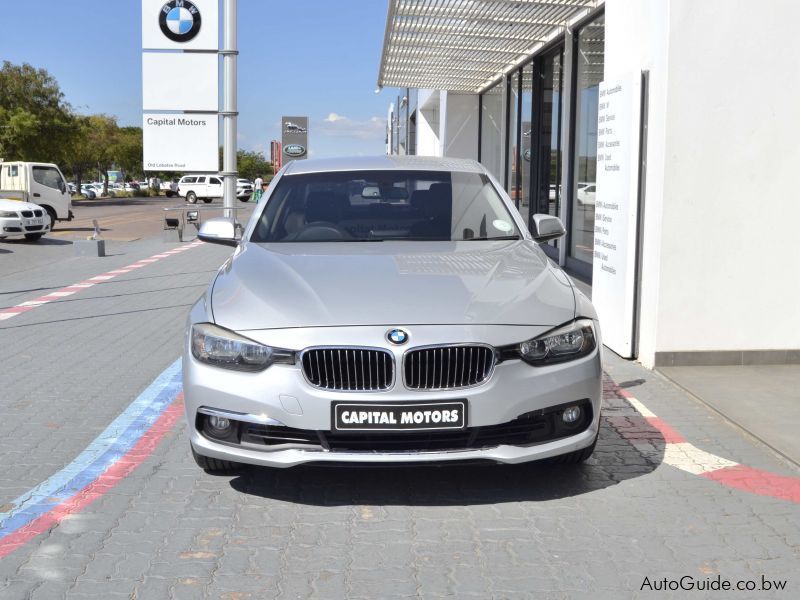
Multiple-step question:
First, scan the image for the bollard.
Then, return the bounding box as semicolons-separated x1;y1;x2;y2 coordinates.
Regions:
75;218;106;256
74;239;106;257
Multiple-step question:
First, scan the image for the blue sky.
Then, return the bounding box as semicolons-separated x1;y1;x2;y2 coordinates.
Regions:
0;0;391;158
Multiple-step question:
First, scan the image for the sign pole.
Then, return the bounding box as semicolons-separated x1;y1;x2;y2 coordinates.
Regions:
222;0;238;220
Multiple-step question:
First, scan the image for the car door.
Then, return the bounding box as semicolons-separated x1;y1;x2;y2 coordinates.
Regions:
30;165;70;218
195;176;207;197
208;177;223;198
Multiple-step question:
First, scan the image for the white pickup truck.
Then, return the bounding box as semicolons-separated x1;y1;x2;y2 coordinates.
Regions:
0;161;74;229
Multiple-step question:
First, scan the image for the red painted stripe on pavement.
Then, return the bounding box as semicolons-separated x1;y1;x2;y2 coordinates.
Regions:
0;397;184;559
702;465;800;504
645;417;687;444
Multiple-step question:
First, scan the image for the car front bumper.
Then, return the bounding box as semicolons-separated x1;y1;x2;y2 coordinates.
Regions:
183;322;603;468
0;216;51;238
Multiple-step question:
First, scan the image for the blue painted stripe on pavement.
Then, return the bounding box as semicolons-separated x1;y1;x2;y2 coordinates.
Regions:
0;359;183;537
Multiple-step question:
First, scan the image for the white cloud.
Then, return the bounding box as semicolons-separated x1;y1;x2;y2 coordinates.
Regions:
315;114;386;141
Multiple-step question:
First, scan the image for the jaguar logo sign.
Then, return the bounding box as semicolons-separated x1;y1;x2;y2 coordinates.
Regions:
283;144;306;157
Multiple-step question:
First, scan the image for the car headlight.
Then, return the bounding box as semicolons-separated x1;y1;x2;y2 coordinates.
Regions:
0;211;18;218
191;323;295;372
518;319;596;366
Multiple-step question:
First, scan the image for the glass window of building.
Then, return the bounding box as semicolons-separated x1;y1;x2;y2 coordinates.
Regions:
534;49;564;245
571;15;605;264
519;64;534;227
507;73;519;200
479;81;504;183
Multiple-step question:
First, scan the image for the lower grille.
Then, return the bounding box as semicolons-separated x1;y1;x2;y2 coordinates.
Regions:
404;345;495;390
242;424;320;447
25;225;43;231
236;401;592;454
302;347;393;391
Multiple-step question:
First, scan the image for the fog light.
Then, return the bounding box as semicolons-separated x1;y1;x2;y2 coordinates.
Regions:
208;415;231;432
562;405;581;424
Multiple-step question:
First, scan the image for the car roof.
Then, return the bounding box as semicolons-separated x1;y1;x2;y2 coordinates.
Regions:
282;155;485;176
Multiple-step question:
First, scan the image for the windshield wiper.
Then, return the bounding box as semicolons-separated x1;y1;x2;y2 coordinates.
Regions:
464;235;521;241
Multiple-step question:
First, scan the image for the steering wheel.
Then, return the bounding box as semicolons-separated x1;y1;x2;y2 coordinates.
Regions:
294;221;354;241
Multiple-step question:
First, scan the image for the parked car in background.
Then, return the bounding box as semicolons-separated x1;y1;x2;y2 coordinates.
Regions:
577;184;596;206
80;184;97;199
0;197;51;241
0;161;74;229
162;178;180;197
186;156;602;473
237;178;254;201
178;175;223;204
67;183;77;195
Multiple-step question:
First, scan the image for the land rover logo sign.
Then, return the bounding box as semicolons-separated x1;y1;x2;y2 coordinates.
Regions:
159;0;202;43
283;144;306;157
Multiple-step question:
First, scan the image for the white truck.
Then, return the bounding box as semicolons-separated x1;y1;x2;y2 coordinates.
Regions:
177;174;223;204
0;161;74;229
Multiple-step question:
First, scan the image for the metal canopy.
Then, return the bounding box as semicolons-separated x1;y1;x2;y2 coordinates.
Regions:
378;0;601;93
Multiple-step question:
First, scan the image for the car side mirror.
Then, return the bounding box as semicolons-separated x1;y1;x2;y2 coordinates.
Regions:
198;217;239;247
59;180;67;194
531;214;566;242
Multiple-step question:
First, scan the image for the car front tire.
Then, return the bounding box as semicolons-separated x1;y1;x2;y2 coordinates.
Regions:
549;431;598;465
191;445;241;474
186;191;198;204
44;207;57;232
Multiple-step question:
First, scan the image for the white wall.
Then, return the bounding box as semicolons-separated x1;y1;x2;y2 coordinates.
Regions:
416;90;442;156
444;93;480;160
604;0;670;366
656;0;800;355
605;0;800;366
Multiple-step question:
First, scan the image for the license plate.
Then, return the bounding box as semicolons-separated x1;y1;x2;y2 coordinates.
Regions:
332;401;467;432
25;218;43;226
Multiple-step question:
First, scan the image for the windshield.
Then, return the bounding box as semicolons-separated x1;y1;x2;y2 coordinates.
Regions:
250;170;520;243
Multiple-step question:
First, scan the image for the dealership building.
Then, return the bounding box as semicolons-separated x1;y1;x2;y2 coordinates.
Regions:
378;0;800;369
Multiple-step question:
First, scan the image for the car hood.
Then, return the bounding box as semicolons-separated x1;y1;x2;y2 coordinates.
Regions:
0;198;43;212
211;240;576;331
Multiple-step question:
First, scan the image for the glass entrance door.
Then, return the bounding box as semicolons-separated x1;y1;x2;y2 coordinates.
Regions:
530;47;564;257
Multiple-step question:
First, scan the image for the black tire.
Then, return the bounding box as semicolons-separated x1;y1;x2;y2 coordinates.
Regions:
238;197;249;203
44;207;57;232
191;446;240;474
186;191;198;204
549;432;598;465
202;198;213;204
24;233;43;242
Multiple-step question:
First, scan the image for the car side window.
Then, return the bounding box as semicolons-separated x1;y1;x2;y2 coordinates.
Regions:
183;177;197;184
209;177;221;185
197;177;206;184
32;166;63;190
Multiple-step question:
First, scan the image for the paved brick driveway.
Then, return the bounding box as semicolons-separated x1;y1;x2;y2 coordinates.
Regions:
0;236;797;599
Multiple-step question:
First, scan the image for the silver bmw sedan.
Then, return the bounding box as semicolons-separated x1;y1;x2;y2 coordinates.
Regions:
184;156;602;472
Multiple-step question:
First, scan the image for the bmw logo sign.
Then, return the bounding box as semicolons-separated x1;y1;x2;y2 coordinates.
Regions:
159;1;202;43
386;328;409;345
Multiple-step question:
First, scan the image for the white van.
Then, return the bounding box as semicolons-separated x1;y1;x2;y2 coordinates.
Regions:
177;175;223;204
0;161;74;228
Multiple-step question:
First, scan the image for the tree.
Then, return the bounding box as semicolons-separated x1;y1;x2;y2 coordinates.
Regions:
84;115;119;195
237;149;273;181
63;116;95;192
114;126;144;181
0;61;75;163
